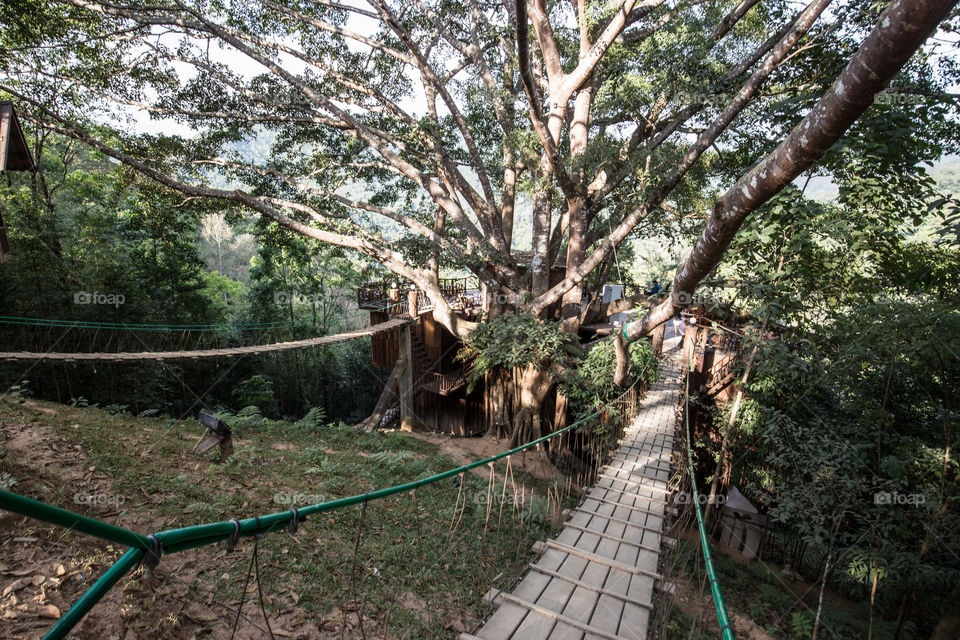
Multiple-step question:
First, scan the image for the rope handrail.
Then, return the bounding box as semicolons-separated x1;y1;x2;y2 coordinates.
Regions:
684;364;736;639
0;300;399;332
0;352;655;640
0;315;314;330
0;316;412;361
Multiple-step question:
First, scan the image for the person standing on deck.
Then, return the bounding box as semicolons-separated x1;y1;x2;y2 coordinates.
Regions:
674;315;687;348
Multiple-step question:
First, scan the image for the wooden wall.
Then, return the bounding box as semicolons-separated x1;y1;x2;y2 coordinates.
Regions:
370;311;399;368
420;312;442;361
414;383;486;436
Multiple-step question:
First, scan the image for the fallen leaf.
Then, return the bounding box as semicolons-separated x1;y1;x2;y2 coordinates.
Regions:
39;604;60;619
183;611;218;624
2;578;28;597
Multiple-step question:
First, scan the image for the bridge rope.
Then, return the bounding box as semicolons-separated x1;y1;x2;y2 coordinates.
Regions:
684;362;735;639
0;316;412;361
0;350;655;640
0;315;316;331
0;297;398;332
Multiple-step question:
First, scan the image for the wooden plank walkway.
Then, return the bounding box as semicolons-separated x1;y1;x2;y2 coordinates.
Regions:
464;343;684;640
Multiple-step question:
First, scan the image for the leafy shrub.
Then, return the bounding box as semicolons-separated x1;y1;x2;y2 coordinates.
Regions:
562;338;657;429
7;380;31;402
103;404;130;415
458;313;579;391
233;374;276;414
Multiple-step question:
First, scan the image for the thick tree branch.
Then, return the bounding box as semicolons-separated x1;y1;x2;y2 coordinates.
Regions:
625;0;958;340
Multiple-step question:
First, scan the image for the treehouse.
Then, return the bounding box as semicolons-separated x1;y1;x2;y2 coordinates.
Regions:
0;102;36;264
686;323;742;402
359;278;486;435
358;277;576;437
357;269;651;437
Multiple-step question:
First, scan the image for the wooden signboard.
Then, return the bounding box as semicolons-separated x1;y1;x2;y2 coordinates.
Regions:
193;410;234;460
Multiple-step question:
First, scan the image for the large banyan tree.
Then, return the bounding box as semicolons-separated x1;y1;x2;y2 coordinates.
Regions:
1;0;956;442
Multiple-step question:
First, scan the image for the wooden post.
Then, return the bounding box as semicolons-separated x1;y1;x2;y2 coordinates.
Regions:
398;323;414;432
407;288;419;316
388;284;400;315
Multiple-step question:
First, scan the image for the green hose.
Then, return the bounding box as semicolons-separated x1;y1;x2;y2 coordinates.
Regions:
44;547;145;640
0;490;150;550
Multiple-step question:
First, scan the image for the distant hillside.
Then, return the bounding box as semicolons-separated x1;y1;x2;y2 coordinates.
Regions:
800;155;960;202
931;154;960;197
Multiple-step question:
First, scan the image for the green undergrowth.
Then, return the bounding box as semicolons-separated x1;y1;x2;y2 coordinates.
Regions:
0;396;572;638
660;537;913;640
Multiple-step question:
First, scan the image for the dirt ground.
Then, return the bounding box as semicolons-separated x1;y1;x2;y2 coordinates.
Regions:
402;430;561;482
0;404;313;640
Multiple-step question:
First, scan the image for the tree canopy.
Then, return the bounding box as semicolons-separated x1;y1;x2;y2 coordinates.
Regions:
2;0;957;340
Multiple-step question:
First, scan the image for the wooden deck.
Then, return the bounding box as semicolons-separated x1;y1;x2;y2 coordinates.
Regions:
463;343;683;640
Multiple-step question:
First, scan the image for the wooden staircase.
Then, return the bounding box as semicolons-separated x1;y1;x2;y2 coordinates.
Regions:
704;353;738;399
420;369;468;396
410;330;467;396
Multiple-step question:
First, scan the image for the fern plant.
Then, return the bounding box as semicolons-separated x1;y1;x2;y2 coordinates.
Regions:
296;406;327;428
790;611;813;639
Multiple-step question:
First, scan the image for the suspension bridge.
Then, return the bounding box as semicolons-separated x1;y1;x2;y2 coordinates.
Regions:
0;316;411;361
463;343;683;640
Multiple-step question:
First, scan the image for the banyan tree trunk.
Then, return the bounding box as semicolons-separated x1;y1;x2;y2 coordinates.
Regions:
485;367;513;439
509;364;554;449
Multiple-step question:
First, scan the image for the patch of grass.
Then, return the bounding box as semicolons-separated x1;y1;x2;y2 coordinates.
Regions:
0;395;571;637
660;601;720;640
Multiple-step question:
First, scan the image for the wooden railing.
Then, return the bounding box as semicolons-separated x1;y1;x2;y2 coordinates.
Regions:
708;330;742;352
421;370;467;396
357;278;479;312
690;324;743;400
357;282;389;308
